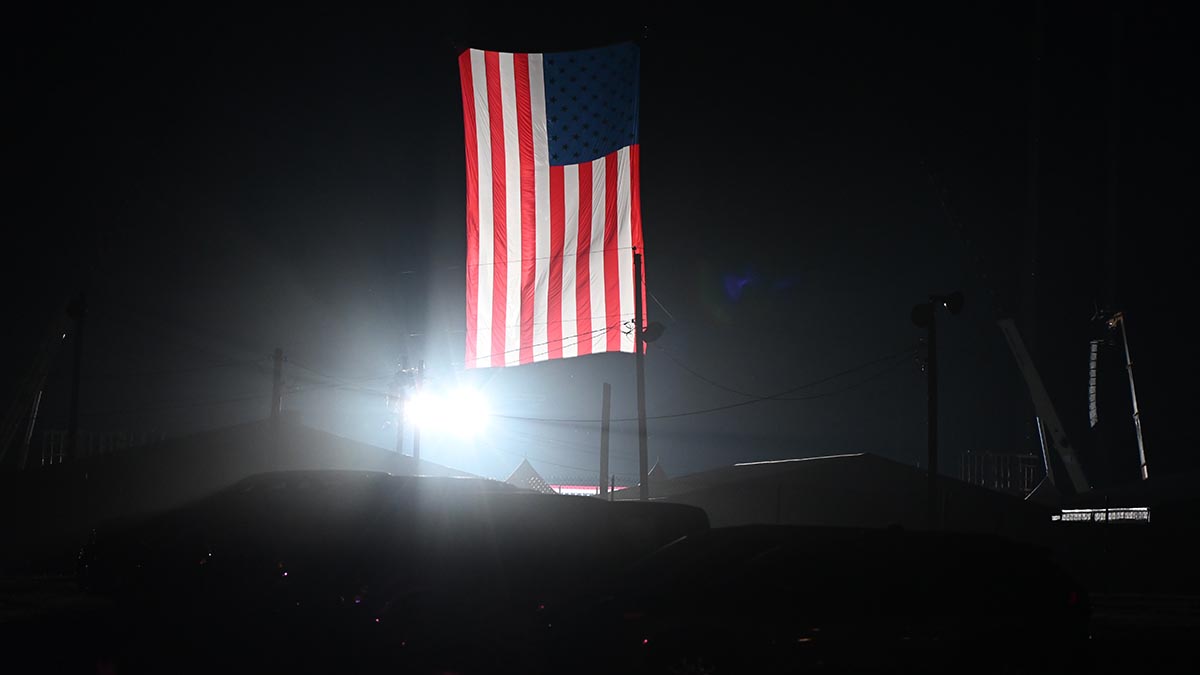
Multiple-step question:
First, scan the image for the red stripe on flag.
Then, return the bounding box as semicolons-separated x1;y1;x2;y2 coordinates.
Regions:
631;144;645;342
458;52;479;368
515;54;536;365
547;165;565;360
485;52;506;368
575;162;592;356
604;152;621;352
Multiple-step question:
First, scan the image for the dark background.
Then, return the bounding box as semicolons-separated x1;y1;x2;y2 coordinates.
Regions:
5;2;1196;487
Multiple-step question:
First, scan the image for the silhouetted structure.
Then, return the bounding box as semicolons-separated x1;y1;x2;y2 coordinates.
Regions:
0;415;470;573
505;458;555;494
961;450;1042;496
618;453;1053;543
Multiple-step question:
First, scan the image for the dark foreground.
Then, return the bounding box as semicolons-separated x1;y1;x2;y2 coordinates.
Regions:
1;471;1193;674
5;580;1196;674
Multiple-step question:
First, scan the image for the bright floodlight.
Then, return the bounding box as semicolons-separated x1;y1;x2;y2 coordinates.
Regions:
407;388;490;437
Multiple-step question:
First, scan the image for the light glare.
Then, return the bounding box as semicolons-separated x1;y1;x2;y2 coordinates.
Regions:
407;388;490;437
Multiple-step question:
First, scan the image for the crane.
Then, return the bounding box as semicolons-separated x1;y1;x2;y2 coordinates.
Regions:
0;297;81;469
997;318;1090;495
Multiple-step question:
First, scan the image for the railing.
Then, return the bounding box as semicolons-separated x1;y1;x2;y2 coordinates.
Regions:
961;451;1043;496
41;429;165;466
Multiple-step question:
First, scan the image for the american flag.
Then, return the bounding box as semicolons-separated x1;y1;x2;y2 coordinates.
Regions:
458;43;645;369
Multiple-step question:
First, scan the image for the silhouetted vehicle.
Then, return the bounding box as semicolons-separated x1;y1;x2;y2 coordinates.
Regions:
542;524;1091;674
76;469;708;674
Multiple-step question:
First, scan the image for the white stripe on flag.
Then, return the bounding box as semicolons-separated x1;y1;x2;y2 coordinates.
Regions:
471;49;493;367
589;156;607;355
499;53;521;367
561;164;579;358
530;54;551;362
617;146;635;354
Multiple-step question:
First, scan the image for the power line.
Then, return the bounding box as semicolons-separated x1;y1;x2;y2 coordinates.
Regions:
462;247;639;268
450;320;625;367
101;300;272;365
495;345;919;424
488;431;634;478
77;364;352;425
651;344;762;398
285;359;396;387
649;292;677;323
724;347;918;402
285;374;395;397
643;357;914;420
395;246;645;277
497;424;631;458
407;313;641;336
78;366;392;420
653;343;918;402
83;357;268;382
80;391;272;418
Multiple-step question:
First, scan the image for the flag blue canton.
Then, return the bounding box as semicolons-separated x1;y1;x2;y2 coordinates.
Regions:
543;43;640;166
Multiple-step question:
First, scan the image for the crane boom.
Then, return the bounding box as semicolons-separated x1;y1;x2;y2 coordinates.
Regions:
997;318;1090;494
0;302;74;468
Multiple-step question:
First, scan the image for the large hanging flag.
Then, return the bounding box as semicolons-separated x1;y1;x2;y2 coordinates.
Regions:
458;43;645;369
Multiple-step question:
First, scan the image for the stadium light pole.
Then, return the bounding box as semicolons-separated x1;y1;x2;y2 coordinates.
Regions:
912;291;963;530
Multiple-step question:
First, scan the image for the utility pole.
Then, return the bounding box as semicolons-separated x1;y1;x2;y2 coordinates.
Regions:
393;402;405;456
1021;0;1045;461
1106;3;1124;304
271;347;284;431
599;383;612;498
913;292;963;530
66;293;86;463
412;360;424;464
1023;0;1044;360
393;357;409;456
633;250;650;501
927;309;939;529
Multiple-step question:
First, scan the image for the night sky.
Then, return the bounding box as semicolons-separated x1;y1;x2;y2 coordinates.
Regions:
6;3;1197;488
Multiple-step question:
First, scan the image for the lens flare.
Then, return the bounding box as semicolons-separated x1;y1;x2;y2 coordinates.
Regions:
406;388;490;437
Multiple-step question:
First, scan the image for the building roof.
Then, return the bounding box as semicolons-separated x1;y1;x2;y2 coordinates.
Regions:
616;452;1055;543
505;458;556;494
0;416;474;571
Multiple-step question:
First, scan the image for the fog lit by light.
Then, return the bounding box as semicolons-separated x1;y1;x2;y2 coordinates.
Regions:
406;388;490;437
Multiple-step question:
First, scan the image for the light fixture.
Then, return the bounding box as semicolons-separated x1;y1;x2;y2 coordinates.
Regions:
406;387;490;437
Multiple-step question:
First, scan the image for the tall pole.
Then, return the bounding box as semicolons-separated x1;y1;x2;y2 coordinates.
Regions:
599;383;612;498
270;347;284;431
412;360;424;464
915;292;961;524
633;250;649;501
927;308;939;530
1106;4;1123;304
394;357;409;456
394;402;405;456
66;293;86;462
1022;0;1044;359
1116;315;1148;479
1020;0;1045;459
